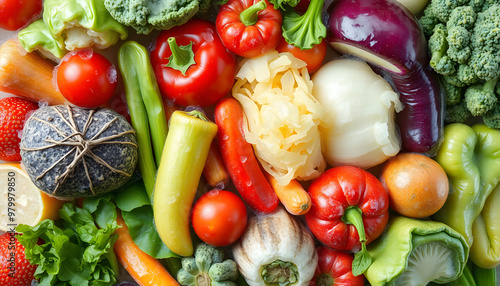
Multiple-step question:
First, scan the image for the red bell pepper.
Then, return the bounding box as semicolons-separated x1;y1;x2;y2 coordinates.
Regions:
305;165;389;276
309;246;365;286
150;19;237;107
214;97;279;213
216;0;282;58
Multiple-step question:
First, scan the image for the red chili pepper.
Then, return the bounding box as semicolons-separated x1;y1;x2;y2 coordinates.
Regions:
305;165;389;276
216;0;282;58
150;19;237;107
309;246;365;286
214;97;279;213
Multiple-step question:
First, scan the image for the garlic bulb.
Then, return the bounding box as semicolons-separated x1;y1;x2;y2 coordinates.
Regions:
232;206;317;286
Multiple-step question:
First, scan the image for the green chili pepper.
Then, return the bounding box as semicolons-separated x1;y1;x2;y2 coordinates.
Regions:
434;123;500;268
118;41;169;200
364;215;469;286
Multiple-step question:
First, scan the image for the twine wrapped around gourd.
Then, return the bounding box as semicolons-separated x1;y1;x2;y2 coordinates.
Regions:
20;105;139;198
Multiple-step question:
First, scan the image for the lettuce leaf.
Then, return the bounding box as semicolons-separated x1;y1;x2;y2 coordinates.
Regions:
115;181;179;259
16;203;119;286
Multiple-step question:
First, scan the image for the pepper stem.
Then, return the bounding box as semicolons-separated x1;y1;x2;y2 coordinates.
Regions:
240;0;267;26
342;206;372;276
316;273;334;286
166;37;196;76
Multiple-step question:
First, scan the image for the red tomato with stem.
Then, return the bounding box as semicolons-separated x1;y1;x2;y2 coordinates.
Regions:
191;189;247;247
0;0;42;31
150;19;237;107
57;49;117;108
276;37;327;73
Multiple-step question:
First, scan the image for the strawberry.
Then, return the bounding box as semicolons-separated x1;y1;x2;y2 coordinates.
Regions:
0;97;39;161
0;232;37;286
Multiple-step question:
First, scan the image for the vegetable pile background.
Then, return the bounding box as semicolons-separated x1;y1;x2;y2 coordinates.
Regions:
0;0;499;285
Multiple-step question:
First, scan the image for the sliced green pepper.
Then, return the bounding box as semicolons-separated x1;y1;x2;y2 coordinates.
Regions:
365;215;469;286
434;123;500;268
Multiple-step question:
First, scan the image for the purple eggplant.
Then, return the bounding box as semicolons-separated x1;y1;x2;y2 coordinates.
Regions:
327;0;444;155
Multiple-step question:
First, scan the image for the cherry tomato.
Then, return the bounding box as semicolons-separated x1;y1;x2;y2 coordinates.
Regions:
57;49;117;108
0;0;42;31
150;19;237;107
191;189;247;247
276;37;327;73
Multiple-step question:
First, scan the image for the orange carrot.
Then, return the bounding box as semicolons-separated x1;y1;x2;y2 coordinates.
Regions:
0;39;68;105
266;173;312;215
203;141;230;188
114;213;179;286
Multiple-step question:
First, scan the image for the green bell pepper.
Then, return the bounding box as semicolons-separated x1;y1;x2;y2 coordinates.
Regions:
19;0;128;59
434;123;500;268
364;215;469;286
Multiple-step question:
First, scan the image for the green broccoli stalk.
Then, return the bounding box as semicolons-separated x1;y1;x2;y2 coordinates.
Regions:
177;243;239;286
464;79;499;116
281;0;326;50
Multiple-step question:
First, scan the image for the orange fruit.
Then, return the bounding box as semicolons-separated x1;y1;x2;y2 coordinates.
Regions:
0;162;66;232
380;153;449;218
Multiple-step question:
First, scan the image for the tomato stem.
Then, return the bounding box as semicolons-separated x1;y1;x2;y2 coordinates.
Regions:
166;37;196;76
240;0;267;26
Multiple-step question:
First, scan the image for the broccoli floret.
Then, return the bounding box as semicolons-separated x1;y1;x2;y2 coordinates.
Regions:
422;1;500;89
420;5;440;36
447;27;472;63
464;79;499;116
429;24;457;76
431;0;470;23
441;76;464;105
443;74;469;87
104;0;213;35
447;6;477;30
445;100;472;123
457;64;479;85
483;104;500;128
470;51;500;81
468;0;485;12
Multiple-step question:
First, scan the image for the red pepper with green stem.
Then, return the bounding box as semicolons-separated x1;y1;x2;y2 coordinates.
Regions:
309;246;365;286
305;165;389;276
150;19;237;107
216;0;282;58
214;97;279;213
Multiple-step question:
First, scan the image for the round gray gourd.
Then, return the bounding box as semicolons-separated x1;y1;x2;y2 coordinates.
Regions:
20;105;139;198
